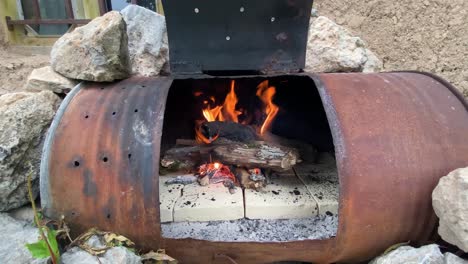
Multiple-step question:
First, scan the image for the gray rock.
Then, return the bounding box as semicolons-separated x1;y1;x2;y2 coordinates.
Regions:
433;167;468;252
444;253;468;264
305;16;383;73
369;244;444;264
25;66;78;94
0;213;40;264
7;204;35;223
51;11;129;82
121;5;169;77
0;91;61;211
61;246;141;264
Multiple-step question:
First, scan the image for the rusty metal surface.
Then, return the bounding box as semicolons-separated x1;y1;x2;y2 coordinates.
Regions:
42;72;468;263
311;72;468;263
42;77;172;249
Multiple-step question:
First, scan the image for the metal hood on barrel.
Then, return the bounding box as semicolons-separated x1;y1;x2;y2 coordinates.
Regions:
162;0;313;74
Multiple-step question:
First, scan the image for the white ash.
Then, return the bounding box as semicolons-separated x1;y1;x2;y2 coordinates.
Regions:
162;214;337;242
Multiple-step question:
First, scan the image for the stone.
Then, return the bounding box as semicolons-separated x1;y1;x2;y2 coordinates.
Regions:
7;204;35;223
121;5;169;77
432;167;468;252
245;175;318;220
444;253;468;264
159;176;184;223
61;234;140;264
0;91;61;211
369;244;444;264
50;11;129;82
305;16;383;73
173;182;244;222
0;213;40;264
61;246;141;264
25;66;78;94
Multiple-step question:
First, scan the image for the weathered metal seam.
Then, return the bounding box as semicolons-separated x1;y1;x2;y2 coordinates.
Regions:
40;82;84;212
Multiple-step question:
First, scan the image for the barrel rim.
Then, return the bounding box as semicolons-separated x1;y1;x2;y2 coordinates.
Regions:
40;82;84;212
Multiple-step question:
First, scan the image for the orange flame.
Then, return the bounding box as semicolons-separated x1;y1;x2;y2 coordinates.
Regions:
201;80;241;123
256;80;279;135
195;79;279;143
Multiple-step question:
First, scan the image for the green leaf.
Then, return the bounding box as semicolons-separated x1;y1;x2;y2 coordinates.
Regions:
47;229;60;259
26;240;50;259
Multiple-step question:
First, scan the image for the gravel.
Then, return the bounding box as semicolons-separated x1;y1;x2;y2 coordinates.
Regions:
162;214;338;242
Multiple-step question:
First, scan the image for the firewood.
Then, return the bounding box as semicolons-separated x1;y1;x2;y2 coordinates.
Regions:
175;139;200;146
160;145;215;172
261;132;318;162
213;141;300;171
234;167;267;190
200;121;258;143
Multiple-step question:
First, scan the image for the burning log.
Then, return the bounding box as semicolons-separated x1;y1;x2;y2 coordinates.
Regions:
160;145;215;172
198;121;258;143
261;132;318;162
213;141;300;171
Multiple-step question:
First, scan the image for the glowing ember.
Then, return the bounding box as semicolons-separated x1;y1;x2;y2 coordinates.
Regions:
198;162;237;193
256;80;279;135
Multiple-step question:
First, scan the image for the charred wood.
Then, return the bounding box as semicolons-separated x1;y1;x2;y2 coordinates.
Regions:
201;121;258;143
213;141;300;171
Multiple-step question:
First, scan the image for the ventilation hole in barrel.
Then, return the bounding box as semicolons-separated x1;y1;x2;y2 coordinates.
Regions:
128;153;132;159
106;213;111;219
142;85;146;88
71;212;76;216
134;109;138;113
112;112;116;116
85;115;89;119
102;157;108;163
74;161;80;167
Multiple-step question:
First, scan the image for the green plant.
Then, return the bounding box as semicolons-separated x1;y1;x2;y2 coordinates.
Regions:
25;173;60;264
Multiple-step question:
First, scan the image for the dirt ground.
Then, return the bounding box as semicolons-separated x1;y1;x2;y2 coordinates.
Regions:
314;0;468;98
0;45;49;96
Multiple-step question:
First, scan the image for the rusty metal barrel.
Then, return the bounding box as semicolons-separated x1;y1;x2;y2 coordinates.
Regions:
40;72;468;263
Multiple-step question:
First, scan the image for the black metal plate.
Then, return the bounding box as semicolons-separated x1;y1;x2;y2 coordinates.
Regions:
162;0;313;74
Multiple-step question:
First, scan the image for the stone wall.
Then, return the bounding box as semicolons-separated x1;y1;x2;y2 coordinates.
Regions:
314;0;468;98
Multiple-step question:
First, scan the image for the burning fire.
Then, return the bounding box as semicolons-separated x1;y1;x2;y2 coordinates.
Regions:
195;80;279;143
202;80;241;123
256;80;279;135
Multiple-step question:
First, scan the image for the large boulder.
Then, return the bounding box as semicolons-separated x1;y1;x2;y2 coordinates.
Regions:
0;91;61;211
305;16;382;73
369;244;444;264
25;66;78;94
369;244;468;264
432;167;468;252
121;5;169;77
50;11;129;82
0;213;40;263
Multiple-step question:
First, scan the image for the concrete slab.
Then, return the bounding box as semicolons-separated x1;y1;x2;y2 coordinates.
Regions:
295;153;339;216
159;176;184;223
173;182;244;222
245;175;318;220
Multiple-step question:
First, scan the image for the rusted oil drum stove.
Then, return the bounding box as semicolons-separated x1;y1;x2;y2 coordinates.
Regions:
40;0;468;263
